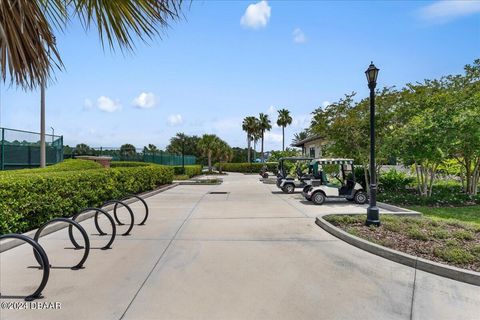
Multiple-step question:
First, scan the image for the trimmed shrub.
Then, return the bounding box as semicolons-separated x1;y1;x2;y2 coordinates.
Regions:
215;162;277;173
173;165;202;177
0;161;173;234
0;159;102;175
379;169;415;192
110;161;150;168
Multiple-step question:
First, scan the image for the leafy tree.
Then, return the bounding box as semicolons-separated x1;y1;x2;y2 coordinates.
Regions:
258;113;272;163
1;0;183;89
74;143;92;156
276;108;293;151
166;133;201;159
268;148;300;162
231;147;249;163
143;144;159;153
120;144;137;159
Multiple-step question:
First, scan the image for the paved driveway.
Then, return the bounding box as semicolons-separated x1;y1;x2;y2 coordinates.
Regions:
1;173;478;320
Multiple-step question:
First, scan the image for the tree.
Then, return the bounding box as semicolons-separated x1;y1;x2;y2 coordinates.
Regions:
242;116;258;163
120;144;137;159
258;113;272;163
215;140;233;173
198;134;220;172
292;129;309;145
1;0;183;89
276;108;293;151
74;143;92;156
166;133;201;159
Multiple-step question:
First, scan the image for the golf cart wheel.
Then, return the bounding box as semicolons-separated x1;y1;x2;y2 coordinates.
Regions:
312;191;326;205
346;197;354;202
283;184;295;194
354;191;368;204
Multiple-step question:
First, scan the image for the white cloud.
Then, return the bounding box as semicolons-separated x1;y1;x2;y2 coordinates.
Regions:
322;101;331;108
240;1;271;29
132;92;157;109
267;105;276;116
291;114;311;128
419;0;480;23
167;114;183;126
97;96;121;112
292;28;306;43
264;131;283;143
83;98;93;109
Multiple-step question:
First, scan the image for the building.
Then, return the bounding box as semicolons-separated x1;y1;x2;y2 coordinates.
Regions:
291;135;326;158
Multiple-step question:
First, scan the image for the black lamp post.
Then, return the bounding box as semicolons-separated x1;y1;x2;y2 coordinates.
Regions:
365;62;380;227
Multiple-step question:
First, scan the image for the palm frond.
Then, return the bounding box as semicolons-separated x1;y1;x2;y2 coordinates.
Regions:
73;0;183;52
0;0;64;89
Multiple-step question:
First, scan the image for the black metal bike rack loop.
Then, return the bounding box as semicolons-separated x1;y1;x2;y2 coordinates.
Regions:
100;200;135;236
68;207;116;250
0;234;50;301
33;218;90;270
120;194;149;225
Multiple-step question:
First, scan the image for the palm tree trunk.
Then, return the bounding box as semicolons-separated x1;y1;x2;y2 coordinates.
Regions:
261;131;264;163
282;126;285;151
208;150;212;172
40;80;46;168
247;134;251;163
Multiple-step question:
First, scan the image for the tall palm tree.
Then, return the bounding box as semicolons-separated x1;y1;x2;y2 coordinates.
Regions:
242;116;257;163
252;119;261;162
258;113;272;163
292;130;309;145
198;134;220;172
276;108;293;151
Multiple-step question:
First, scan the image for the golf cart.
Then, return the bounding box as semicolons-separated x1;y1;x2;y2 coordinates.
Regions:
276;157;316;193
302;158;368;205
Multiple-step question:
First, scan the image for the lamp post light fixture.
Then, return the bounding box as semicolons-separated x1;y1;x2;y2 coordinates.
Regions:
365;62;380;227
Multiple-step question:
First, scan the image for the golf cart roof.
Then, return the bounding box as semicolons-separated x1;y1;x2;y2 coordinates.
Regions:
311;158;354;165
279;157;313;161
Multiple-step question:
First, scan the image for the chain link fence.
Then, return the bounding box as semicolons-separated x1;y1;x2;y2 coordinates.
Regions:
0;128;63;170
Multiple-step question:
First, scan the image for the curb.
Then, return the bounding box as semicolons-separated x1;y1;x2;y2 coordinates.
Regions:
0;183;179;253
315;216;480;286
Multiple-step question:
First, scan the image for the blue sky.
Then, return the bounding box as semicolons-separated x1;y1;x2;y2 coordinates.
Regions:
0;0;479;150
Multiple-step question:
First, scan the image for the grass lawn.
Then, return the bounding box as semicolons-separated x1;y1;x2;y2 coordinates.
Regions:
325;214;480;272
408;205;480;225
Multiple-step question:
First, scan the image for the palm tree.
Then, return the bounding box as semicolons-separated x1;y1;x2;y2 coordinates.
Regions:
1;0;182;167
276;108;293;151
258;113;272;163
242;116;257;163
292;130;309;145
216;140;233;174
198;134;220;172
1;0;182;89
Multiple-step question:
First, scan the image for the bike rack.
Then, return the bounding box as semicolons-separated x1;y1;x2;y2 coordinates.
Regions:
99;200;135;236
120;194;149;225
0;234;50;301
33;218;90;270
68;207;116;250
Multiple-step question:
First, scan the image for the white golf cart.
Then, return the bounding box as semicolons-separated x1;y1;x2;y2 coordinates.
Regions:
302;158;368;205
276;157;316;193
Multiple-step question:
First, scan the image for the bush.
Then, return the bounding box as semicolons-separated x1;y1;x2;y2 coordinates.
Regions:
379;169;415;192
215;162;277;173
110;161;150;168
173;165;202;177
0;161;174;234
0;159;103;175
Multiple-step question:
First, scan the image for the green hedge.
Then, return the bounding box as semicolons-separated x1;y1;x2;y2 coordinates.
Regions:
173;165;202;177
0;159;103;175
215;162;277;173
0;160;174;234
110;161;150;168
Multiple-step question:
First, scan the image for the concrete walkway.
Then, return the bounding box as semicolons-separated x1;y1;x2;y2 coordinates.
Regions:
1;173;478;320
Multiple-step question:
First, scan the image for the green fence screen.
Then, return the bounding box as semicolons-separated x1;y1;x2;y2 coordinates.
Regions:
0;127;64;170
92;148;196;166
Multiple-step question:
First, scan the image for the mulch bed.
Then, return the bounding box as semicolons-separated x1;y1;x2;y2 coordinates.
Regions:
325;215;480;272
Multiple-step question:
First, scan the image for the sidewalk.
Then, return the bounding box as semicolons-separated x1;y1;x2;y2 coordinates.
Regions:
1;173;478;320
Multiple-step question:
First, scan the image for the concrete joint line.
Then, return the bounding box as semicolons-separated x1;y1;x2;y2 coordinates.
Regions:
118;184;216;320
